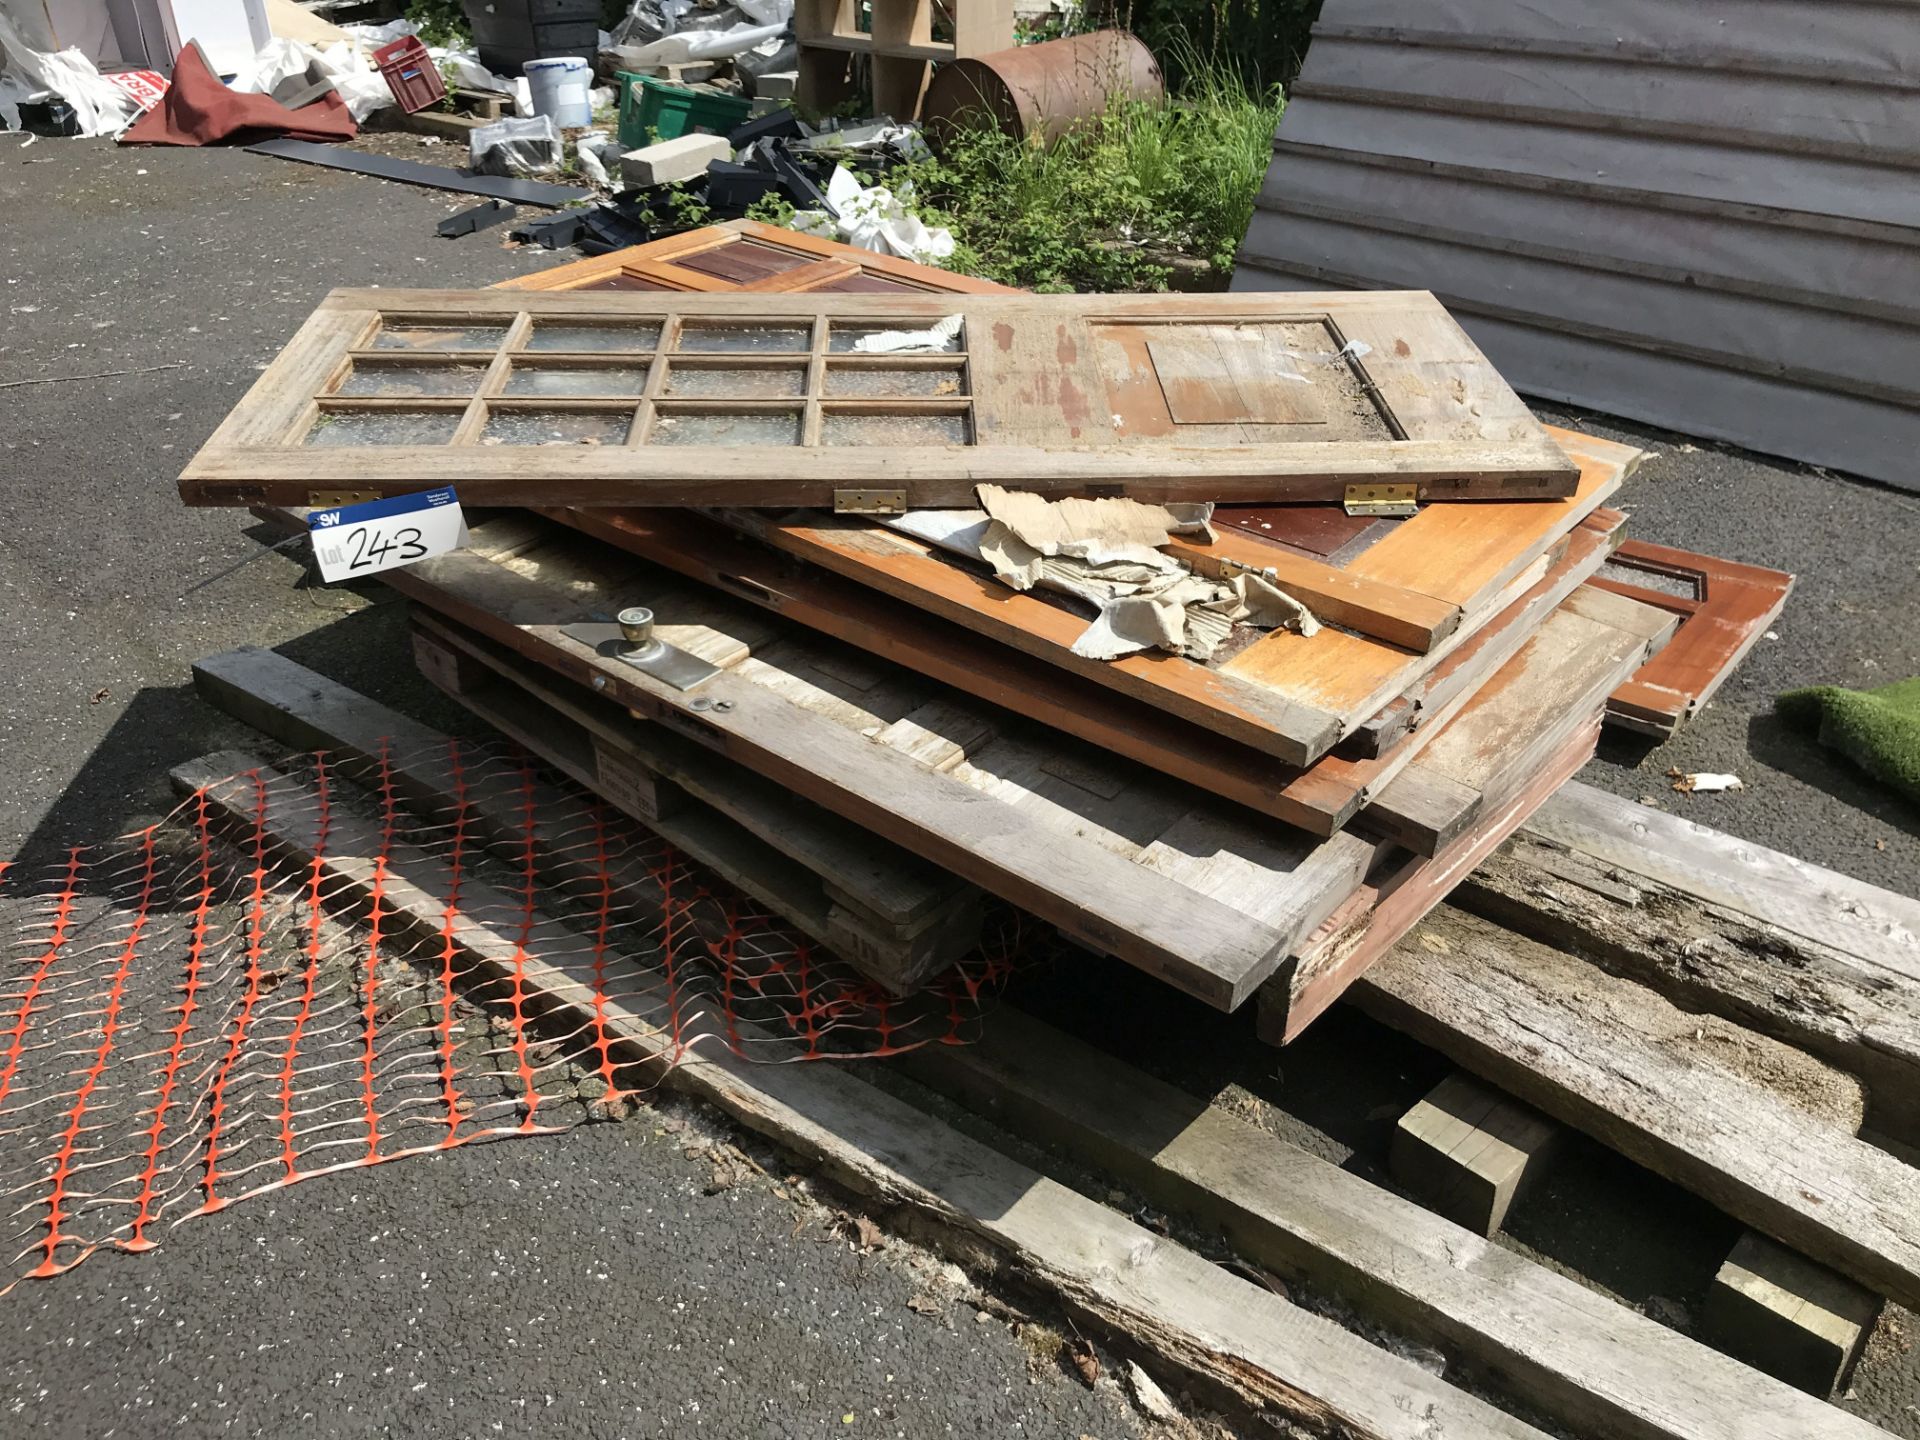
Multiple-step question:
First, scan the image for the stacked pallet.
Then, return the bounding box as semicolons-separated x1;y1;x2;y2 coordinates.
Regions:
181;221;1789;1037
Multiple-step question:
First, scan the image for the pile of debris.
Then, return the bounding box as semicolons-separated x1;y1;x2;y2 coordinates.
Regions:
518;109;949;257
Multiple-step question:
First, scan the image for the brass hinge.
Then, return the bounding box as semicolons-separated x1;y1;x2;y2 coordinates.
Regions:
308;489;381;508
833;487;907;515
1343;482;1418;518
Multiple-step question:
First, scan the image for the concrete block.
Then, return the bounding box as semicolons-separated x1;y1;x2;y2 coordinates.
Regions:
1700;1232;1883;1396
1389;1071;1561;1236
753;71;797;101
620;132;733;188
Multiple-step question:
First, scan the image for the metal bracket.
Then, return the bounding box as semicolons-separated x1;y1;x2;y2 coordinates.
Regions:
833;487;907;515
562;607;721;693
308;489;381;508
1343;482;1418;518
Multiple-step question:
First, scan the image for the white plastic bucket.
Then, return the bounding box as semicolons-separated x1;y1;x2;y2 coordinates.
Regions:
524;56;592;128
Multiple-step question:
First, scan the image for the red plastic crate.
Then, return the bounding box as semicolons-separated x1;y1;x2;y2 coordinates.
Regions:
374;35;447;115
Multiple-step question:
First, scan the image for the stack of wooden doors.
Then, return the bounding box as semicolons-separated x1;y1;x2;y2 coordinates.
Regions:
195;220;1792;1039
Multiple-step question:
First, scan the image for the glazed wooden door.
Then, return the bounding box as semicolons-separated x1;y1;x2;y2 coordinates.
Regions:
178;289;1580;509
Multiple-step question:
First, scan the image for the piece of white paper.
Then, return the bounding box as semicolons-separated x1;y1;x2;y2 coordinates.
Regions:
309;488;467;584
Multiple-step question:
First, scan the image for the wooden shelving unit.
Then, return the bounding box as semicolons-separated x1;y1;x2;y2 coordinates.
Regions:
794;0;1014;119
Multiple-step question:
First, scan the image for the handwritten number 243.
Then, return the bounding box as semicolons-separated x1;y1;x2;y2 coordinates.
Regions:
348;525;427;570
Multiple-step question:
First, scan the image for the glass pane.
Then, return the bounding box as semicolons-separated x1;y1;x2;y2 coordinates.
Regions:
821;412;969;446
650;411;800;446
663;363;807;398
676;322;811;354
524;321;663;353
827;322;962;354
371;322;508;352
305;409;463;446
502;364;648;397
482;409;635;445
335;362;487;398
824;365;965;398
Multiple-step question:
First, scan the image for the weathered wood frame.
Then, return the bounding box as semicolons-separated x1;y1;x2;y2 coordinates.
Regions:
179;289;1581;509
1592;539;1796;735
497;220;1018;297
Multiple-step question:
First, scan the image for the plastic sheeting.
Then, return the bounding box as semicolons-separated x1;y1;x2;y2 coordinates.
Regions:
0;9;144;135
225;19;528;125
791;164;955;263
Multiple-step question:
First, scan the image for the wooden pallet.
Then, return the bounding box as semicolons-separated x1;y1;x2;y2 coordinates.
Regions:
193;643;979;994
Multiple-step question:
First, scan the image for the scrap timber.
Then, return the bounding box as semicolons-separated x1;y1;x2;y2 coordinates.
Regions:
1467;779;1920;1143
184;667;1905;1440
177;288;1582;509
250;499;1672;1020
1350;906;1920;1314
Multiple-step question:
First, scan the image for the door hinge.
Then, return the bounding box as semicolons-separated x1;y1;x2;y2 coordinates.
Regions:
833;487;907;515
1343;482;1418;518
308;489;381;508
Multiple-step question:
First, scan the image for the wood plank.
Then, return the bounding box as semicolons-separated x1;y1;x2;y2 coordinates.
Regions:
179;287;1581;509
1523;780;1920;981
1393;591;1674;798
899;1003;1894;1440
175;747;1554;1440
1462;780;1920;1141
1352;906;1920;1313
1347;506;1624;756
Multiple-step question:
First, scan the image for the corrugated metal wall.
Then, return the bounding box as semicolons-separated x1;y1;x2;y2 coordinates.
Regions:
1232;0;1920;491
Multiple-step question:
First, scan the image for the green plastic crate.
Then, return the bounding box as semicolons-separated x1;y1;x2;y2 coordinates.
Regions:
617;72;753;150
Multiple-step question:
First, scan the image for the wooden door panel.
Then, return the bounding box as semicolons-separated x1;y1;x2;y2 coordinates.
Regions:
180;289;1581;508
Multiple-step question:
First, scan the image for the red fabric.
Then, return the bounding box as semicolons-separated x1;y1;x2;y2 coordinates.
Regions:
121;44;357;147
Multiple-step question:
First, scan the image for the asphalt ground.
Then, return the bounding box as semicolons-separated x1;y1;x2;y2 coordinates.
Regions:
2;133;1918;1439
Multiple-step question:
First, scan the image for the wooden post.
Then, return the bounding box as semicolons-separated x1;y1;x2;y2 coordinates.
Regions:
1700;1233;1884;1397
1390;1071;1561;1237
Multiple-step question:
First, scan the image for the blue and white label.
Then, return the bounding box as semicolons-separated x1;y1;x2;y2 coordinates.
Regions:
309;487;467;584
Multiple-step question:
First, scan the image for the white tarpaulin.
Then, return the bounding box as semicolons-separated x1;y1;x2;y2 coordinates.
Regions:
0;8;143;134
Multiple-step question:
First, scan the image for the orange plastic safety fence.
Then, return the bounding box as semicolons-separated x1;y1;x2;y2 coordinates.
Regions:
0;740;1016;1296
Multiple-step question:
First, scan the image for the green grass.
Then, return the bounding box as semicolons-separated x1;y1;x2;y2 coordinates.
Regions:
896;60;1285;292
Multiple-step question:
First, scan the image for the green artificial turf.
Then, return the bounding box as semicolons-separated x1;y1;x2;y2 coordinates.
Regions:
1777;676;1920;805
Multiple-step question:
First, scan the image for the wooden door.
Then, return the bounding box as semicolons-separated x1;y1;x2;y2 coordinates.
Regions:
178;289;1580;509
